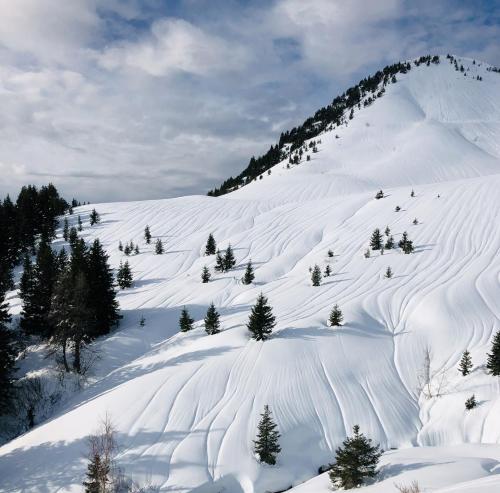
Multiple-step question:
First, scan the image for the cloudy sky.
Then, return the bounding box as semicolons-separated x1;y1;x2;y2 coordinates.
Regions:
0;0;498;202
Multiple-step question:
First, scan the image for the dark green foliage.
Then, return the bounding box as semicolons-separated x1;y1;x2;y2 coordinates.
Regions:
329;425;382;489
69;226;78;246
118;241;123;252
413;218;419;225
329;304;343;326
459;350;472;376
179;307;194;332
486;331;500;376
144;225;151;244
155;239;164;255
375;190;384;200
205;233;216;255
63;218;69;241
395;206;401;212
311;264;322;286
123;244;131;256
327;249;334;257
89;209;100;226
385;266;393;278
247;293;276;341
411;189;415;197
324;264;331;277
398;232;414;254
214;250;225;272
223;244;236;271
0;286;16;415
370;228;383;250
204;303;220;335
465;395;477;410
384;226;390;237
253;405;281;465
82;453;109;493
134;244;139;255
77;215;83;232
201;265;211;283
242;261;255;285
385;236;395;250
117;261;133;289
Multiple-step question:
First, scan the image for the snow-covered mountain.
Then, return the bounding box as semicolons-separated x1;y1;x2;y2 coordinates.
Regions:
1;55;500;493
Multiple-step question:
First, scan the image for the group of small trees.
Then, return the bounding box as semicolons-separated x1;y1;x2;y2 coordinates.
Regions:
119;240;139;256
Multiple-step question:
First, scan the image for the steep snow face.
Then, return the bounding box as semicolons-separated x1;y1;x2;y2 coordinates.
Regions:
1;57;500;493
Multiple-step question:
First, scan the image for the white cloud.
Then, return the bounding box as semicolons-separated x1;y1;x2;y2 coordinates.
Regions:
99;18;248;77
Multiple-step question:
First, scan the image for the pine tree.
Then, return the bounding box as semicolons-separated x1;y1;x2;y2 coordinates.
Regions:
201;265;211;283
205;233;216;255
413;218;419;225
179;307;194;332
247;293;276;341
385;235;395;250
253;405;281;465
395;205;401;212
459;350;472;376
370;228;383;250
82;453;109;493
486;331;500;376
134;244;139;255
384;226;391;237
144;225;151;244
223;244;236;271
77;215;83;232
63;218;69;241
118;241;123;252
117;261;133;289
155;239;164;255
327;249;334;257
375;190;384;199
204;303;220;335
242;261;255;285
214;250;225;272
0;286;16;415
465;395;477;410
123;244;131;256
398;231;414;254
385;266;393;278
69;226;78;246
89;209;100;226
55;247;68;275
311;264;322;286
329;304;343;326
324;264;332;277
329;425;382;489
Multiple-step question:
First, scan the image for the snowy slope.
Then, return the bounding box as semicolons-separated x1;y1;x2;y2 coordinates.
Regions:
1;56;500;493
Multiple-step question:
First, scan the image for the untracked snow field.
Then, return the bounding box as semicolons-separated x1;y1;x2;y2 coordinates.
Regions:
1;57;500;492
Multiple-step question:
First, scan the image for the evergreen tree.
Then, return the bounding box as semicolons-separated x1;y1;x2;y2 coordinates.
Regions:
0;286;16;415
465;395;477;410
370;228;383;250
411;189;415;197
247;293;276;341
155;239;164;255
395;206;401;212
329;425;382;489
327;249;334;258
329;304;343;326
63;218;69;241
459;350;473;376
223;244;236;271
82;453;109;493
89;209;100;226
179;307;194;332
311;264;322;286
134;244;139;255
201;265;211;283
144;225;151;244
214;250;225;272
375;190;384;199
77;215;83;232
55;247;68;275
364;248;371;258
413;218;419;225
486;331;500;376
123;244;131;256
69;226;78;246
253;405;281;465
324;265;332;277
398;231;414;254
118;241;123;252
117;261;133;289
385;235;395;250
86;239;120;337
204;303;220;335
385;266;393;278
242;261;255;285
205;233;217;255
384;226;391;237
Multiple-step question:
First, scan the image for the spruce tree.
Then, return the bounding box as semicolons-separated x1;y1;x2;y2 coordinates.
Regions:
459;350;472;376
247;293;276;341
398;232;414;254
155;239;164;255
77;215;83;232
385;235;395;250
375;190;384;199
0;286;16;415
370;228;383;250
204;303;220;335
89;209;100;226
134;244;139;255
214;250;225;272
69;226;78;246
223;244;236;271
329;425;382;489
201;265;211;283
395;205;401;212
486;331;500;376
71;273;94;373
385;266;393;278
82;453;109;493
327;249;334;257
123;244;131;256
465;395;477;410
329;304;343;326
253;405;281;465
384;226;391;237
117;261;133;289
311;264;322;286
63;218;69;241
179;307;194;332
242;261;255;285
118;241;123;252
324;265;331;277
205;233;217;255
144;225;151;244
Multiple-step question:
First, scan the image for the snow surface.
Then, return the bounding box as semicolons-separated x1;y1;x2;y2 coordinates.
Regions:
1;57;500;492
